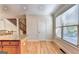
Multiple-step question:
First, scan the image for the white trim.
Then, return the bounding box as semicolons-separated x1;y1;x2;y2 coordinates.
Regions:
16;18;20;39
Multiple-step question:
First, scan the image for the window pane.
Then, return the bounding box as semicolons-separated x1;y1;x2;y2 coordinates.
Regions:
63;26;78;45
62;5;78;26
56;15;62;27
56;28;61;38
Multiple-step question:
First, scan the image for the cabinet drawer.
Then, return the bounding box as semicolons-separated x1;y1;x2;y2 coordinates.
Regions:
0;42;1;45
0;46;2;51
10;42;19;46
2;41;10;45
3;46;18;54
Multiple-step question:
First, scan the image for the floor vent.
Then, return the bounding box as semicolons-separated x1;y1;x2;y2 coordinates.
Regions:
60;49;66;54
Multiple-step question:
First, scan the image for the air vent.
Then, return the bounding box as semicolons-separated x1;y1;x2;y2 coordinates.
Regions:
60;48;66;54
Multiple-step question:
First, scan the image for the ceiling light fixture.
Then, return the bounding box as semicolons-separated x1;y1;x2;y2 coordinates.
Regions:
39;6;44;11
4;7;8;10
23;7;27;10
39;7;43;9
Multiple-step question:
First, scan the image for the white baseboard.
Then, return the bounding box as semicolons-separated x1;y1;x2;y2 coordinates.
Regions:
26;39;53;41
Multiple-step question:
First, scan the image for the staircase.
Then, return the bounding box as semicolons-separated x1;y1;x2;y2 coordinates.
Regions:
19;20;26;34
7;18;26;34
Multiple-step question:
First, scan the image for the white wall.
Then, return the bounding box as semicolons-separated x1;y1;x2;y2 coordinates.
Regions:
26;15;53;40
0;18;17;40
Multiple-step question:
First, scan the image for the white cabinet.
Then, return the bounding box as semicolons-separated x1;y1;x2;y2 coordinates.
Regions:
27;16;52;40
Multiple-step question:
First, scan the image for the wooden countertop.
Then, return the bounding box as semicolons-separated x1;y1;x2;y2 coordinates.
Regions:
0;36;27;40
0;39;21;40
53;38;79;54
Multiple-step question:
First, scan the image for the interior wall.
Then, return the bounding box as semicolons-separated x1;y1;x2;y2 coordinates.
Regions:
0;18;17;40
26;15;53;40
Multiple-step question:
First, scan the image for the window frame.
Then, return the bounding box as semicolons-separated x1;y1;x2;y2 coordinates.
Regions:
56;5;79;46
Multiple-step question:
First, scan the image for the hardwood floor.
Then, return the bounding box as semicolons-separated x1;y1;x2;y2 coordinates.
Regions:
21;41;63;54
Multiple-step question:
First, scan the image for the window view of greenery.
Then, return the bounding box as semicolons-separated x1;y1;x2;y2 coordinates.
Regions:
56;5;79;46
63;26;78;45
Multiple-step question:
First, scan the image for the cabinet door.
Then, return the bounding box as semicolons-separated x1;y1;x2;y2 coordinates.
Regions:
0;46;2;51
0;42;2;51
3;46;18;54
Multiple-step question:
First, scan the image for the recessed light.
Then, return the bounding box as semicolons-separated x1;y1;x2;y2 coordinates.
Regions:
4;7;8;10
39;6;42;8
39;6;44;10
23;7;27;10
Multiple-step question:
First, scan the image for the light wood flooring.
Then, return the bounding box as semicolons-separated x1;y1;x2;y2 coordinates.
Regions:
21;41;63;54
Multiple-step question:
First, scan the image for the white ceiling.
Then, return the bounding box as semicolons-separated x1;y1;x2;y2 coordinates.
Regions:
0;4;62;16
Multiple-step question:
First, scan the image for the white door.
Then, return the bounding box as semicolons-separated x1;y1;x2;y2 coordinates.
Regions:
37;19;47;39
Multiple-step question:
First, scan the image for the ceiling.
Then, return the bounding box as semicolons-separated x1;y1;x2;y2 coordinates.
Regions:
0;4;67;18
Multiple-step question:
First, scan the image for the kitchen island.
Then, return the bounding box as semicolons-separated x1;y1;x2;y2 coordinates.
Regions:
0;40;20;54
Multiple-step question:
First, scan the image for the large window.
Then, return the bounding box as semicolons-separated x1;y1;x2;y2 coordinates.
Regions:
63;26;78;45
56;15;62;38
56;5;79;46
62;5;78;26
56;15;62;27
56;28;62;38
